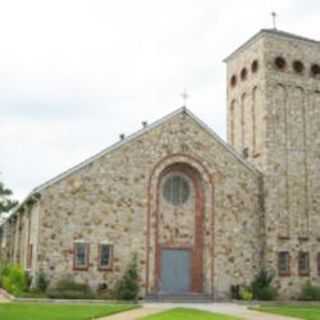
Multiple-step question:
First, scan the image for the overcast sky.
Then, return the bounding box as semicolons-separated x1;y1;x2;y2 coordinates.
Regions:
1;0;320;200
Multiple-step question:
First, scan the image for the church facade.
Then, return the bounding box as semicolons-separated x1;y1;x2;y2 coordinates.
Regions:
1;29;320;300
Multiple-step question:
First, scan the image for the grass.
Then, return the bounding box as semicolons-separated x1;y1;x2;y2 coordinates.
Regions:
141;308;241;320
253;305;320;320
0;303;138;320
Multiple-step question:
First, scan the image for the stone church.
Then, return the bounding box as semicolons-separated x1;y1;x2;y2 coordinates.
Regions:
1;28;320;300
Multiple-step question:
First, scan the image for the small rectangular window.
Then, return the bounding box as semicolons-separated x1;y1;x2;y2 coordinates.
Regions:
298;252;310;276
278;251;290;276
74;242;89;270
98;244;112;270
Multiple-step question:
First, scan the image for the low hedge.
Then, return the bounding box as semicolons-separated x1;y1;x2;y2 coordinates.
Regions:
300;281;320;301
46;289;96;299
46;278;95;300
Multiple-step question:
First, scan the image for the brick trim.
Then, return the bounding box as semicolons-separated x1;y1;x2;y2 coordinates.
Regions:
145;153;214;295
155;164;204;293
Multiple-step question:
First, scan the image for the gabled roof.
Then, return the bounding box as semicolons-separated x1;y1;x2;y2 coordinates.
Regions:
224;28;320;62
10;107;261;218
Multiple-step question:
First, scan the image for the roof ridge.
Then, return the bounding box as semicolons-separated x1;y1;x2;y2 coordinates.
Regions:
9;107;261;218
224;28;319;62
32;106;186;194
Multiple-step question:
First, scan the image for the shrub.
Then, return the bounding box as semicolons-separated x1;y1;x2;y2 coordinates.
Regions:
35;272;49;292
46;278;95;300
114;254;139;301
240;287;253;301
256;286;278;301
25;272;33;291
230;285;240;300
300;281;320;301
251;269;278;301
0;264;27;295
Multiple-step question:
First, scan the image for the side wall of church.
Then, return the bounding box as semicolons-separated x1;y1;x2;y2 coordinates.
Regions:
33;112;262;299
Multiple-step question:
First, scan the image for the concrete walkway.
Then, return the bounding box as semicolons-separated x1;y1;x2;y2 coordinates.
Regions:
102;303;299;320
98;306;170;320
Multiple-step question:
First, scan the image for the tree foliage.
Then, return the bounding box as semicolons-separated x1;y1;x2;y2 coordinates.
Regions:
0;181;18;215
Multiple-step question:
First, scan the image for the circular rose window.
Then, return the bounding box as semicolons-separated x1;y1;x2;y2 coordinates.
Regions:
163;175;190;206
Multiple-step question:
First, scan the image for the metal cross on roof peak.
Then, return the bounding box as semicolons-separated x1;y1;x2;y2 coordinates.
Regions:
181;89;189;107
271;11;278;30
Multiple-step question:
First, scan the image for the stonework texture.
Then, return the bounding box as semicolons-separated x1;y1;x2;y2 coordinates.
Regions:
227;29;320;298
1;29;320;300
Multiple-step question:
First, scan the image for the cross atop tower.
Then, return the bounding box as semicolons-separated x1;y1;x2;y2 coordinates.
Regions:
181;89;189;108
271;11;278;30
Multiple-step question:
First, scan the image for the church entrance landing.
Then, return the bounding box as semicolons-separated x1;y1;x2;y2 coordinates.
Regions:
160;248;191;294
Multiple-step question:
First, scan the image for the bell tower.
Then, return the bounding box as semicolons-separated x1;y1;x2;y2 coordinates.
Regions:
225;29;320;297
224;31;267;171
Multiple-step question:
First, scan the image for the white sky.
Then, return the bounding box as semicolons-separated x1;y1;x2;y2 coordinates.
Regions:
1;0;320;200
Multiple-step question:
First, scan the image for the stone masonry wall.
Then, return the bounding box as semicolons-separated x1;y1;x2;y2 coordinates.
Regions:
34;111;262;299
263;33;320;298
226;30;320;298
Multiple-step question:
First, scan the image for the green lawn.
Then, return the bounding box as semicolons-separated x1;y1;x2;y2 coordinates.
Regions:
254;305;320;320
0;303;137;320
141;308;241;320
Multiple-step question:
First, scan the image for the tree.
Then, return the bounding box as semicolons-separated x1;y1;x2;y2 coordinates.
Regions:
0;181;18;216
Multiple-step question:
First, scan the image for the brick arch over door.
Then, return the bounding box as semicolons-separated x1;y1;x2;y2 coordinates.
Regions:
146;154;215;295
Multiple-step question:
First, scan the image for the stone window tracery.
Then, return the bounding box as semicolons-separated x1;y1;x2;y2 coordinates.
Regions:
240;67;248;81
293;60;304;74
251;60;259;73
311;64;320;78
230;75;237;88
163;174;190;206
274;56;287;71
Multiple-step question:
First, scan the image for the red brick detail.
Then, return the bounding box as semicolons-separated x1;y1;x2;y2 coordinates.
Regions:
146;154;214;295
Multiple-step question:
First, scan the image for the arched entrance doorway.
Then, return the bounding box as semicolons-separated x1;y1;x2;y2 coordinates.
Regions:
155;163;205;294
